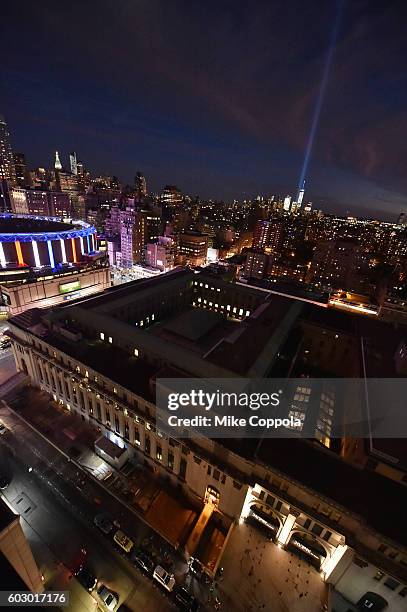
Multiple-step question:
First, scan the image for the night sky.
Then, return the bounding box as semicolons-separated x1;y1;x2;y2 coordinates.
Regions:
2;0;407;219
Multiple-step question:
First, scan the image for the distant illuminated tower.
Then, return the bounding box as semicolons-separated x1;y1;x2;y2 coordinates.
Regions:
0;114;16;183
69;151;78;175
54;151;62;171
135;171;147;197
283;195;291;212
297;179;305;207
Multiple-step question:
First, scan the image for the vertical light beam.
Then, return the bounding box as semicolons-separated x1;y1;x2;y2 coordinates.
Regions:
0;243;6;268
60;238;67;263
71;238;77;263
15;241;24;266
297;0;344;194
87;235;91;253
32;240;41;267
47;240;55;268
80;236;84;255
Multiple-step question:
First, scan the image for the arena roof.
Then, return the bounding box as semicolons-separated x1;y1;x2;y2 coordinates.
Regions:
0;214;96;242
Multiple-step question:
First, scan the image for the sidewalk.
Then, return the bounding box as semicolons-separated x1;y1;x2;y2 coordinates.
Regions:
218;522;327;612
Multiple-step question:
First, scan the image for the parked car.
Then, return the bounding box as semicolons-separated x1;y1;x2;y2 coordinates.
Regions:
174;586;199;611
94;513;114;535
153;565;176;592
75;566;97;592
188;557;204;578
0;340;11;350
131;549;155;574
113;529;134;554
0;422;7;435
0;474;11;490
96;585;118;611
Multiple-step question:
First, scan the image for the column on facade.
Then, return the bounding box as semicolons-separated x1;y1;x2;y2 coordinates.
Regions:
320;543;349;581
277;512;297;546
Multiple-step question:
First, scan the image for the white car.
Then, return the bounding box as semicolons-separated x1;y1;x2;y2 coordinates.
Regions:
153;565;176;592
96;585;118;611
0;422;7;435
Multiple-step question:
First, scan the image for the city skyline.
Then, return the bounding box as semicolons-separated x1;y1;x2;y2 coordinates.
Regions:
2;0;407;220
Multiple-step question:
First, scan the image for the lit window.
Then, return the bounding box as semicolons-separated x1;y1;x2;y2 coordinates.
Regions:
100;332;105;340
134;348;139;357
108;336;112;344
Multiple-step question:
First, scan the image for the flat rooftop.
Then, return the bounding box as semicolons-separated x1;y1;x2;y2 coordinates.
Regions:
162;308;223;342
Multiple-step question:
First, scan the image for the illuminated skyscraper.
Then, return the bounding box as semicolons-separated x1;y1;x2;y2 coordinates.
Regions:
297;179;305;206
69;151;78;175
283;195;291;212
135;171;147;197
0;114;16;183
54;150;62;171
13;152;28;187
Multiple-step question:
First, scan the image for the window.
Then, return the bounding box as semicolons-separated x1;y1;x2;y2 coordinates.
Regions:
134;428;140;446
303;518;311;530
100;332;105;340
193;456;201;465
168;452;174;470
399;587;407;597
233;481;242;490
96;402;101;420
266;494;275;507
134;348;139;357
275;500;282;512
124;422;129;440
179;458;187;480
312;523;323;537
108;336;112;344
156;445;162;461
145;436;150;455
353;557;368;568
207;465;212;476
213;469;220;481
384;577;400;591
115;416;120;434
323;530;332;542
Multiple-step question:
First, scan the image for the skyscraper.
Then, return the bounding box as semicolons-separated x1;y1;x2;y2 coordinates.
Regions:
297;179;305;206
13;153;28;187
283;195;291;212
0;114;16;183
252;219;284;254
54;150;62;171
135;171;147;197
69;151;78;175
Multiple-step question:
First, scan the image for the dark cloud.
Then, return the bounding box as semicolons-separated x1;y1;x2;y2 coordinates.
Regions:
1;0;407;217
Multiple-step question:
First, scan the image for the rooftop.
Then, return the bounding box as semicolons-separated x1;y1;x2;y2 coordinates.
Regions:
0;216;72;234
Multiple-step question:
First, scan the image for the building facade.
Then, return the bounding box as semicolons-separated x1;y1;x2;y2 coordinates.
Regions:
7;270;407;610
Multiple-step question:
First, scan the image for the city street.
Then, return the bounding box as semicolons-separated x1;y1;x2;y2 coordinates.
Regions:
0;424;174;611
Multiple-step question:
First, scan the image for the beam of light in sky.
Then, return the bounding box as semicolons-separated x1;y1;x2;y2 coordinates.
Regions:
298;0;345;195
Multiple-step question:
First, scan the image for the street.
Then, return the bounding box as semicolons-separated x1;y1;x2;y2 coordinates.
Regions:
0;427;174;612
